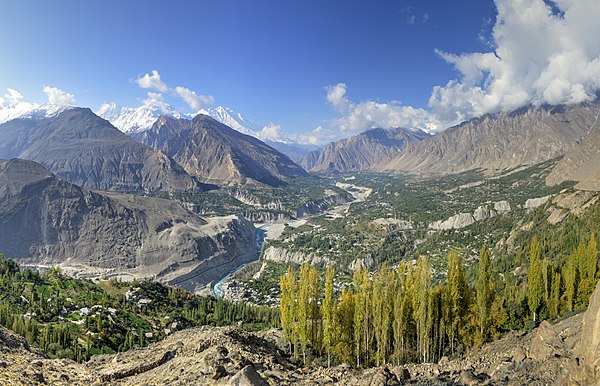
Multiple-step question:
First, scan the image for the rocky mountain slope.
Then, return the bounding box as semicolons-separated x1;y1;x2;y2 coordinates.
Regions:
547;109;600;190
0;159;257;291
301;127;429;172
377;102;600;175
4;277;600;385
0;108;200;192
139;114;308;186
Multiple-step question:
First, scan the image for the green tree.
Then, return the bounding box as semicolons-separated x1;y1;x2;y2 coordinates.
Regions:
334;287;355;365
549;270;561;319
563;248;579;313
578;234;598;306
297;263;310;364
352;267;365;368
414;256;431;362
446;251;467;354
322;265;335;367
475;247;494;344
528;236;544;322
279;266;297;355
307;265;322;353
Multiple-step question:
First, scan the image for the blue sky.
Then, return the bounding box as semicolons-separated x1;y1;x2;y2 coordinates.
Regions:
1;0;599;143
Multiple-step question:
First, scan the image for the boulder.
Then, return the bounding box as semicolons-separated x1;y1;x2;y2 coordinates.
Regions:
525;195;552;210
473;206;496;221
227;365;268;386
572;279;600;385
494;200;512;213
529;321;564;362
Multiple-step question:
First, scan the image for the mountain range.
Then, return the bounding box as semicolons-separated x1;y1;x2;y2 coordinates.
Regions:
375;103;600;176
546;108;600;190
98;103;316;162
139;114;308;186
300;127;429;173
4;98;600;191
0;158;257;291
0;108;201;192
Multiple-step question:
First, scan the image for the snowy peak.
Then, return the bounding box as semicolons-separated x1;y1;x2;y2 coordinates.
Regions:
95;102;314;161
0;103;74;124
198;106;262;137
96;102;188;134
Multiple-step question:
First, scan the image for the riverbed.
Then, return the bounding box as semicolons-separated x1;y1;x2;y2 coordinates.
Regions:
212;181;371;297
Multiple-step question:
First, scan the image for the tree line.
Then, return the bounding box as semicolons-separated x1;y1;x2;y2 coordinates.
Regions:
0;254;279;362
279;233;598;367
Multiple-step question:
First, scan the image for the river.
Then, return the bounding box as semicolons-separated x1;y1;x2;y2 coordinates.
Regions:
212;181;371;297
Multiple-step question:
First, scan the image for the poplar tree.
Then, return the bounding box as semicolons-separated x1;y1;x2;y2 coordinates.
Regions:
564;248;579;313
308;265;321;350
381;266;395;364
322;265;335;367
446;251;467;354
528;236;544;322
579;234;598;304
297;263;310;363
414;256;431;362
352;267;365;368
393;261;406;365
334;287;355;364
279;266;296;354
475;247;494;344
549;270;561;319
361;268;373;366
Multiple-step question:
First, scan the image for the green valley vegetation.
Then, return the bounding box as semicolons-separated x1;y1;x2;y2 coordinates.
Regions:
153;176;352;221
0;255;278;362
265;158;574;271
279;231;598;367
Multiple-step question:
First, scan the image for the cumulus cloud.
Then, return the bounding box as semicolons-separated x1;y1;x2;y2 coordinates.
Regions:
258;124;282;141
135;70;169;92
173;86;214;111
43;86;76;105
429;0;600;123
142;92;175;113
133;70;215;112
326;83;439;134
3;88;24;106
0;88;39;124
326;83;351;113
289;126;339;146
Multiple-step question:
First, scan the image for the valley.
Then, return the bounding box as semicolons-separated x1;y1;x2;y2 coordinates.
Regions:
2;103;600;384
219;157;585;306
4;1;600;384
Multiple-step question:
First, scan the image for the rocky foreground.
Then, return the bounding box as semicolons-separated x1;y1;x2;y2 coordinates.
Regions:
4;280;600;385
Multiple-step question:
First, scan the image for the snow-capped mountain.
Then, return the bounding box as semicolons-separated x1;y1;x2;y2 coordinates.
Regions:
97;102;318;162
198;106;262;137
0;103;74;124
96;102;188;134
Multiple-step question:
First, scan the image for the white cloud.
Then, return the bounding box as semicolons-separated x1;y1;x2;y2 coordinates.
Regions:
258;124;282;141
290;126;338;146
326;83;351;113
326;83;439;134
43;86;76;106
133;70;215;112
135;70;169;92
173;86;214;111
4;88;24;106
429;0;600;122
0;88;39;124
142;92;174;113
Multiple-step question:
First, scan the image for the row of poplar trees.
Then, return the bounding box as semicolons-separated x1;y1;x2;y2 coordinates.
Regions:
280;233;598;368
